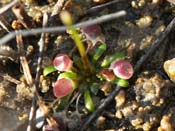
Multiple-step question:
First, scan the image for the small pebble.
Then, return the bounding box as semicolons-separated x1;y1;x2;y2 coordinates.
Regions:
138;0;146;7
152;0;162;4
131;0;146;8
26;45;34;56
142;122;152;131
115;110;123;119
136;16;153;28
131;1;138;8
96;116;106;129
140;35;155;50
131;117;143;126
35;107;45;129
115;90;126;107
155;25;165;35
164;58;175;82
93;0;107;4
159;115;173;131
101;82;112;96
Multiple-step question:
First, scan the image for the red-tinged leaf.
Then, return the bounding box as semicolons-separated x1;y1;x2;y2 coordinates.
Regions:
81;24;105;46
110;60;134;79
53;54;72;72
99;69;115;81
53;78;75;98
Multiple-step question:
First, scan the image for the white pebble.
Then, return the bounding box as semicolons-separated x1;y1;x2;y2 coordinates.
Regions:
35;107;45;129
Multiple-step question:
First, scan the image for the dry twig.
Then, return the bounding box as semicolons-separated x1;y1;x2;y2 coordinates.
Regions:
12;3;33;29
16;34;36;131
0;16;12;32
0;0;19;15
51;0;65;16
0;10;126;45
0;0;19;32
35;12;48;94
27;12;49;131
0;73;20;84
16;35;33;85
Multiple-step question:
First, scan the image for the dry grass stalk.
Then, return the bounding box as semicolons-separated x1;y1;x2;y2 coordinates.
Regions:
51;0;65;16
12;3;33;29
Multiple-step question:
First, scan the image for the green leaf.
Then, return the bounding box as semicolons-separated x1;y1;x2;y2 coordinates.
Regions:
101;52;125;67
58;71;77;80
84;89;95;112
43;65;57;76
92;43;106;63
113;78;129;88
96;73;104;81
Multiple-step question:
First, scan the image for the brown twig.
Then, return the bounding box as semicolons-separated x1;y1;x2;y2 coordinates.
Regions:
16;34;33;85
0;73;20;84
14;23;42;131
35;12;48;92
81;85;121;131
0;10;126;45
0;0;19;32
27;12;49;131
133;17;175;78
16;34;36;131
51;0;65;16
12;3;33;29
0;0;19;15
0;16;12;32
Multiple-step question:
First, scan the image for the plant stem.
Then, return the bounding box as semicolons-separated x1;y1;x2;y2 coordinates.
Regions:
68;26;92;73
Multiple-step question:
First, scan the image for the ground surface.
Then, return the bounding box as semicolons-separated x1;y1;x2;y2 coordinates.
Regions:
0;0;175;131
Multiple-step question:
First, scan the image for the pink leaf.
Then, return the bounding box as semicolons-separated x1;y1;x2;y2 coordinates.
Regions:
53;54;72;71
82;24;105;46
110;60;134;79
53;78;74;98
